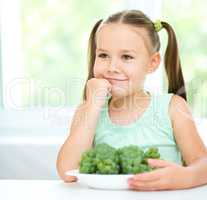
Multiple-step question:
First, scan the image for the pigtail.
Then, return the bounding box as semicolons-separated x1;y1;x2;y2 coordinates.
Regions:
161;22;187;101
82;19;103;101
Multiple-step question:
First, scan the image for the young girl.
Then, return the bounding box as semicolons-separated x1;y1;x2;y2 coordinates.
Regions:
56;10;207;191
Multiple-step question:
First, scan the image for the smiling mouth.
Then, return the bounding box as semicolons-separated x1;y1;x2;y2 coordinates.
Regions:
108;78;128;81
106;78;129;85
104;77;128;81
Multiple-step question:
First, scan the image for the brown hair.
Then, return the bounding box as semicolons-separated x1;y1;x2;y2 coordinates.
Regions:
82;10;187;101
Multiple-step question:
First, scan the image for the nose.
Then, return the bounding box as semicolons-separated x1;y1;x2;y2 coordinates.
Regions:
107;58;120;73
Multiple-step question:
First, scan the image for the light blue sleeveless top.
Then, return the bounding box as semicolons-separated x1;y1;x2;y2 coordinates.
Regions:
93;92;183;165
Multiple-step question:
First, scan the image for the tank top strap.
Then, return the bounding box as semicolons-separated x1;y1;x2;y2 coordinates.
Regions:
152;93;174;116
151;93;174;138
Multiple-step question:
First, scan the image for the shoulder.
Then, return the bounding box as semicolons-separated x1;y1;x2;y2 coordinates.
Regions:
169;94;192;127
169;94;190;115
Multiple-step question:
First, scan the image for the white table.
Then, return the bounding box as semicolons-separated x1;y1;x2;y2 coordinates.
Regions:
0;180;207;200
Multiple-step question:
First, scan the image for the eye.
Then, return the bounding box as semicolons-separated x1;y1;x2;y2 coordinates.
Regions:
97;53;109;59
122;54;134;60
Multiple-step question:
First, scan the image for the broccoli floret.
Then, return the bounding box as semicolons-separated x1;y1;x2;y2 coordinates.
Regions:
95;158;119;174
79;149;96;173
94;143;120;174
142;147;160;164
79;143;120;174
79;143;161;174
117;145;145;174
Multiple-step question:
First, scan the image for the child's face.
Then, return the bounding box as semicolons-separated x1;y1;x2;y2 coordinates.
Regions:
93;23;159;98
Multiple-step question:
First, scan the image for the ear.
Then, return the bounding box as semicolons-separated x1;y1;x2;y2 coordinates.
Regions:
147;52;161;74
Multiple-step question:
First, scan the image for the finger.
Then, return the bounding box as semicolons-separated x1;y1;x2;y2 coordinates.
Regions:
64;175;78;183
148;159;177;168
129;179;165;191
131;169;163;182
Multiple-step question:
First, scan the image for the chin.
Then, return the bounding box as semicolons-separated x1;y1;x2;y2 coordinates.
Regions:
111;86;129;98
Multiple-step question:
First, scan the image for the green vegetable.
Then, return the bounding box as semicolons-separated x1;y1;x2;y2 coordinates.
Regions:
142;147;160;164
79;143;161;174
117;145;145;174
80;143;120;174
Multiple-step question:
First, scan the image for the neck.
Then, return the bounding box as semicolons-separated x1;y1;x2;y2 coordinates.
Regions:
109;89;150;111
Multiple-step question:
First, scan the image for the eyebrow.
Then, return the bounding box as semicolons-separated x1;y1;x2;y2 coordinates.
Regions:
96;48;137;54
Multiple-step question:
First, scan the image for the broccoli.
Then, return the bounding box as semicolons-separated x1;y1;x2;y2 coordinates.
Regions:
117;145;145;174
79;143;161;174
79;149;96;173
142;147;160;164
79;143;120;174
93;143;120;174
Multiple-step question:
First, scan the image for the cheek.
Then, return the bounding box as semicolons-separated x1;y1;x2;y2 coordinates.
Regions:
125;66;147;88
93;60;103;78
130;70;146;84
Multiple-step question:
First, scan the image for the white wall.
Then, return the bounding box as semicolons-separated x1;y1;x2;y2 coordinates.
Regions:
0;144;60;179
0;109;72;179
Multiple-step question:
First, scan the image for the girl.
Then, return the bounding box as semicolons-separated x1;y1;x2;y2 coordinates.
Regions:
56;10;207;191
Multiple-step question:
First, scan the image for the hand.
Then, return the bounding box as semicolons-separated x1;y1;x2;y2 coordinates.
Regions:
63;175;78;183
86;78;112;108
127;159;193;191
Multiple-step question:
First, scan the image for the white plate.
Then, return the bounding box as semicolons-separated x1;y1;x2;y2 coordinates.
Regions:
65;169;134;190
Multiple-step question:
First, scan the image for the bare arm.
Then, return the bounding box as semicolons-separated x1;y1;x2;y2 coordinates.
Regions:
169;95;207;187
56;78;112;182
56;102;102;182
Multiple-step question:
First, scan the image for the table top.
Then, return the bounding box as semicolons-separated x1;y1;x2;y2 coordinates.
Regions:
0;180;207;200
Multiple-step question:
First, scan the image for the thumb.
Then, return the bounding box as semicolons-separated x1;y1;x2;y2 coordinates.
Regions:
147;159;176;168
